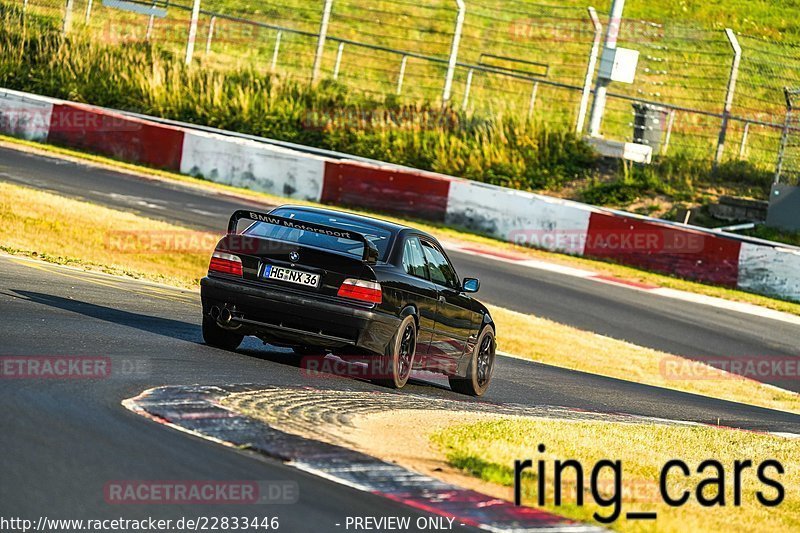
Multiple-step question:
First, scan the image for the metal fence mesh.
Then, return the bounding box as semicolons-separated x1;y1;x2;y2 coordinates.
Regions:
8;0;800;172
776;88;800;185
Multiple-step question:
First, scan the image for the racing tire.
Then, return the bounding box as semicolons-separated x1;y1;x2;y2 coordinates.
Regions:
449;325;495;397
370;314;417;389
202;315;244;351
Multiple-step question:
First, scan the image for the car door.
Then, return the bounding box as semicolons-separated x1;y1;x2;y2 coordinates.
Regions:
419;239;475;374
400;236;438;360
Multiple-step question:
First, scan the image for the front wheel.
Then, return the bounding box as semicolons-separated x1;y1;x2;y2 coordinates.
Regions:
370;314;417;389
202;315;243;351
449;325;495;397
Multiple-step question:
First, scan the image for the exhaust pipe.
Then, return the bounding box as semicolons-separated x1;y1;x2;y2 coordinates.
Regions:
219;307;233;325
210;306;220;319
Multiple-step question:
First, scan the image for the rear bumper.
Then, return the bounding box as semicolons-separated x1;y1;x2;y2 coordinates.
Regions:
200;276;399;354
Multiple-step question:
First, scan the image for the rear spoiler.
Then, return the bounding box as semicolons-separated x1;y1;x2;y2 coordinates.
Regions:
227;209;380;264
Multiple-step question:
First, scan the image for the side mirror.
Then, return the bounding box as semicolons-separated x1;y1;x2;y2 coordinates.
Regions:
462;278;480;293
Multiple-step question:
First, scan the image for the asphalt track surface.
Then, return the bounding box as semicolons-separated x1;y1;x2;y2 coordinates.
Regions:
1;145;800;529
1;146;797;389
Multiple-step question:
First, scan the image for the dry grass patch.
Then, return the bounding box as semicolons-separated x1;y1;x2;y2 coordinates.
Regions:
0;182;211;288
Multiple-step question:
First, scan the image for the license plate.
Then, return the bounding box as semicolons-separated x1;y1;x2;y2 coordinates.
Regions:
263;265;320;288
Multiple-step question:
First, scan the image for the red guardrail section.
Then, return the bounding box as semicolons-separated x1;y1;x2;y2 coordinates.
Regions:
47;104;184;171
321;161;452;221
585;212;742;287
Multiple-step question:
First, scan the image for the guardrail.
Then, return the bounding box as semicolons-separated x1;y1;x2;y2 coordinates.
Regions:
1;86;799;302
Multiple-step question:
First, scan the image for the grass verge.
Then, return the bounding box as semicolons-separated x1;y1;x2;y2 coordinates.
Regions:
3;133;800;318
431;419;798;532
1;179;797;414
0;181;211;288
489;304;800;414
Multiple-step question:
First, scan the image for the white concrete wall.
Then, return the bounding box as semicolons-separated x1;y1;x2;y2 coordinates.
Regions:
180;130;325;202
445;180;593;255
0;89;55;141
738;243;800;302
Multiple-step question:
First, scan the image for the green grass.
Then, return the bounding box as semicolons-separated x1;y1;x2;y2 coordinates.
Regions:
56;0;800;166
432;418;800;532
744;225;800;248
0;6;598;192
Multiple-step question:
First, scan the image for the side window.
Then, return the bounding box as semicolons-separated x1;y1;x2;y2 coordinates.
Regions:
402;237;428;279
421;241;459;289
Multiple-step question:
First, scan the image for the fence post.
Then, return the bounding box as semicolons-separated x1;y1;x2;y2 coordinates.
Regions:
442;0;466;106
84;0;93;24
527;81;539;119
462;68;474;111
775;88;794;184
146;14;155;40
576;7;602;134
271;31;283;72
62;0;74;35
205;16;216;55
146;1;158;41
312;0;334;82
184;0;201;64
333;42;344;80
661;109;675;155
738;122;750;159
714;28;742;166
588;0;625;137
396;55;408;95
23;0;28;15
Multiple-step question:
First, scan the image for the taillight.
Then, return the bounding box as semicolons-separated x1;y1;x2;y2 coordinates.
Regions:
209;251;242;276
337;278;382;304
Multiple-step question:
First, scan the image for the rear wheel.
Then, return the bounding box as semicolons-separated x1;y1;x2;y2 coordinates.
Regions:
202;315;243;351
449;325;495;397
371;314;416;389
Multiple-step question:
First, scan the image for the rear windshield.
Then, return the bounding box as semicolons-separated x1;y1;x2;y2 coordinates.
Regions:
244;208;393;260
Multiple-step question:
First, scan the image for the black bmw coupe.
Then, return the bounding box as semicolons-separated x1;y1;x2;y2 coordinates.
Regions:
200;205;496;396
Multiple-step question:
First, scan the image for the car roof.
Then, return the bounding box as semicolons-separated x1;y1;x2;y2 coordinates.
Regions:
272;204;434;240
